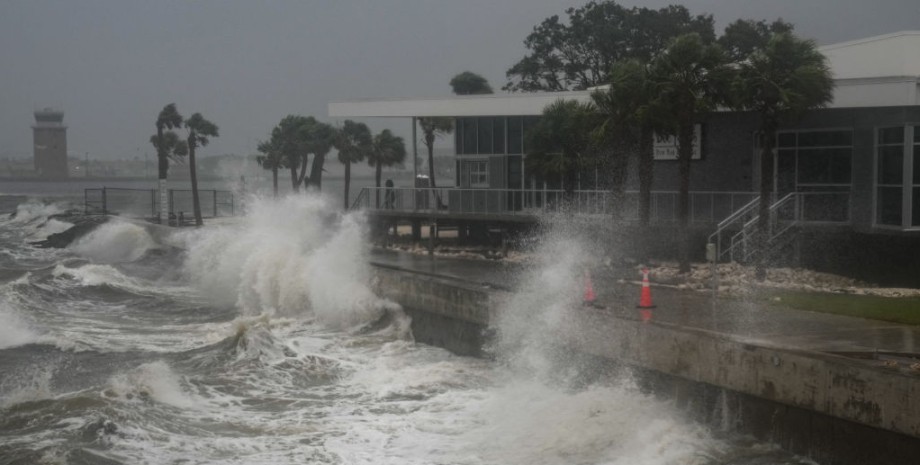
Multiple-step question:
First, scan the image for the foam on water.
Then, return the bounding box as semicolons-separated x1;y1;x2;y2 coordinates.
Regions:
0;301;42;350
70;220;156;263
105;361;196;409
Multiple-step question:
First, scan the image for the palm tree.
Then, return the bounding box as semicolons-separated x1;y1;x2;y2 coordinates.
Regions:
334;120;372;210
650;33;732;272
256;139;284;197
734;32;834;279
591;59;664;226
154;104;184;222
184;113;219;227
417;117;453;189
304;120;336;191
368;129;407;207
526;99;596;200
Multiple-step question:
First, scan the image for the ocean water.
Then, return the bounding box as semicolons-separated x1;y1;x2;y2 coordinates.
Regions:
0;194;817;464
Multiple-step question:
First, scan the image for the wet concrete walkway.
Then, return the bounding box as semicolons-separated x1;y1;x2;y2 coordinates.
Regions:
370;249;920;362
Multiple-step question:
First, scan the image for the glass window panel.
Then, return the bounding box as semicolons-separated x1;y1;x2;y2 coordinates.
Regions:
507;155;522;189
507;117;522;154
878;126;904;145
914;145;920;184
777;132;796;148
469;160;489;187
478;117;493;154
798;130;852;147
462;118;478;155
797;149;832;183
878;145;903;184
493;118;505;154
830;152;852;184
914;125;920;143
455;119;463;154
877;186;903;225
523;117;539;154
914;187;920;226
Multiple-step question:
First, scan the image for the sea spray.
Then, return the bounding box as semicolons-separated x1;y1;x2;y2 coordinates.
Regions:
493;220;589;379
182;194;402;330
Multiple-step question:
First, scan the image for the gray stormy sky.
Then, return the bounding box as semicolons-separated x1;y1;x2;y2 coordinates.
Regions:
2;0;919;166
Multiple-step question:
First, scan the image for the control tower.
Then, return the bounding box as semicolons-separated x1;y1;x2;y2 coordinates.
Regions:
32;108;68;178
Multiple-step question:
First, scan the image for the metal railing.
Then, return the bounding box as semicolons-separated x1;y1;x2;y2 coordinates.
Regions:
84;187;235;222
352;186;758;224
708;191;851;263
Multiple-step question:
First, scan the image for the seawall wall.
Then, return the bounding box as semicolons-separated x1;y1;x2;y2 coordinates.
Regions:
371;263;920;465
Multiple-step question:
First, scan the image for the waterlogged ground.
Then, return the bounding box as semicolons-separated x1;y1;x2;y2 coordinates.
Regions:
0;195;817;464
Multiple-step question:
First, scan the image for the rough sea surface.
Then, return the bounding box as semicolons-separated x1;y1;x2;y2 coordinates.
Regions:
0;194;817;464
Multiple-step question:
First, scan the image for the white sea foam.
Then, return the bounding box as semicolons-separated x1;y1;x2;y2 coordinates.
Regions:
3;201;66;226
0;301;42;350
182;195;398;329
105;361;196;409
70;220;156;263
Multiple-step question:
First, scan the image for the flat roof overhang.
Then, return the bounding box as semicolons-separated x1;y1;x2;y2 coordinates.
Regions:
329;91;593;118
329;77;920;118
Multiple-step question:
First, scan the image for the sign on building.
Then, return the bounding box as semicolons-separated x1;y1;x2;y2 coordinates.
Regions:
653;124;702;160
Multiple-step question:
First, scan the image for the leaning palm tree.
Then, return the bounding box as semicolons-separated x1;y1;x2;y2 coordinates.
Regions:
650;33;733;272
734;32;834;279
305;120;336;191
334;120;372;210
256;139;284;198
185;113;219;227
154;104;184;222
368;129;407;207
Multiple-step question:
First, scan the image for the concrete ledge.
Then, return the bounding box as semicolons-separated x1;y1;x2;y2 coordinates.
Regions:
371;263;920;464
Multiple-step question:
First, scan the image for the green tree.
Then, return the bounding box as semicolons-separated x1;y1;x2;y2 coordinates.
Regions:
449;71;494;95
368;129;407;208
504;1;715;92
650;33;732;272
256;138;284;198
184;113;219;227
153;103;185;222
334;120;372;210
526;99;597;199
733;32;833;279
718;18;794;62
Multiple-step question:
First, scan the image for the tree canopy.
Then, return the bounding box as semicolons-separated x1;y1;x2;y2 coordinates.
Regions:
450;71;494;95
526;99;597;196
504;1;715;92
718;18;794;62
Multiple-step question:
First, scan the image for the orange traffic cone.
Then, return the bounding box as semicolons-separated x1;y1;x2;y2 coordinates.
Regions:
583;270;596;305
637;268;655;309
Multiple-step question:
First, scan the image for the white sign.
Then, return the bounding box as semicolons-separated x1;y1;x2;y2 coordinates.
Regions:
653;124;702;161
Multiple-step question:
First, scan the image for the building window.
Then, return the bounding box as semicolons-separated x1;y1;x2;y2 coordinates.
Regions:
777;130;852;187
876;127;904;226
468;160;489;188
913;126;920;226
508;117;523;154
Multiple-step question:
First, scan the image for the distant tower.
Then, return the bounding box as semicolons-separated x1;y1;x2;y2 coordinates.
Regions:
32;108;68;178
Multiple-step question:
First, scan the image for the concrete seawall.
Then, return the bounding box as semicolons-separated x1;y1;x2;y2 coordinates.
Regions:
372;262;920;465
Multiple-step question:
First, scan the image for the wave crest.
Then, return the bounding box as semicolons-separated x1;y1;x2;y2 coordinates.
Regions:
183;195;398;330
69;220;156;263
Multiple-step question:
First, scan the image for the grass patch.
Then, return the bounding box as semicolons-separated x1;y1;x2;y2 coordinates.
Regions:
764;290;920;326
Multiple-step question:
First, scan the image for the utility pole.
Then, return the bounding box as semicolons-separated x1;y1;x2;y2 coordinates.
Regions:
85;152;89;178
